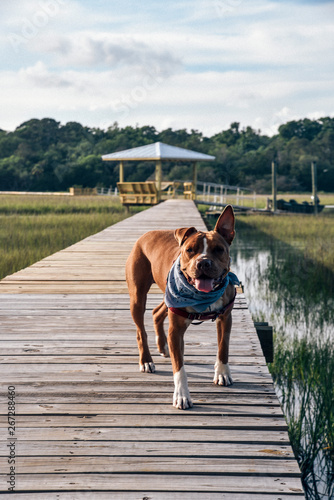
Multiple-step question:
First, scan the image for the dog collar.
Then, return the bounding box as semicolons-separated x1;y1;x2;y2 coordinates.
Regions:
169;288;237;323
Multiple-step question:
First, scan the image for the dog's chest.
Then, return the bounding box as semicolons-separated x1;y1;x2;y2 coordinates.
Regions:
185;296;224;314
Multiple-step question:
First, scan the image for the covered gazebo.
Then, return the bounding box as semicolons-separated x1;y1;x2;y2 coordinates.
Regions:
102;142;215;200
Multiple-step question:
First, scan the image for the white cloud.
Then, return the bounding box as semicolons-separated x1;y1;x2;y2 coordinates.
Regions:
0;0;333;134
29;32;183;77
19;61;72;88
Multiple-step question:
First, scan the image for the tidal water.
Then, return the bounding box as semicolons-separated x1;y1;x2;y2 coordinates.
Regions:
225;217;334;500
229;220;334;343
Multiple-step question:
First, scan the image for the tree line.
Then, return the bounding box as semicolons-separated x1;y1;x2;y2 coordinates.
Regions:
0;117;333;193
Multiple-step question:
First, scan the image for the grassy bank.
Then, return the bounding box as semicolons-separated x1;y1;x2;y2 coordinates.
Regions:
236;213;334;274
271;335;334;499
232;213;334;499
198;192;334;210
0;194;126;214
255;192;334;209
0;194;135;280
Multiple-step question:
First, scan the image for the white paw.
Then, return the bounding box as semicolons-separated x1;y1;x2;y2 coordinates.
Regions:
173;367;193;410
140;362;155;373
213;361;233;386
159;343;169;358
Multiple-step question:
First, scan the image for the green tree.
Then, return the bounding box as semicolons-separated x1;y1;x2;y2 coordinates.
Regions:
0;116;333;193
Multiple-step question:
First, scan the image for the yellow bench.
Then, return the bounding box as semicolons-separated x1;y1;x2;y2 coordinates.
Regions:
117;182;159;206
183;182;194;200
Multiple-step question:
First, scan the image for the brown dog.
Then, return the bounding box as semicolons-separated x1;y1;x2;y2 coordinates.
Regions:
125;205;237;409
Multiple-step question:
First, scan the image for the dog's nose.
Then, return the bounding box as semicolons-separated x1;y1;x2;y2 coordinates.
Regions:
197;259;212;272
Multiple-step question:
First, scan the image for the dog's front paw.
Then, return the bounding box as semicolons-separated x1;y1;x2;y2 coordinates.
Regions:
173;392;193;410
140;362;156;373
214;361;233;386
173;367;193;410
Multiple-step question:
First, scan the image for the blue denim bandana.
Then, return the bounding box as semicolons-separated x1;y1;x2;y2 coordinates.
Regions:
164;255;239;313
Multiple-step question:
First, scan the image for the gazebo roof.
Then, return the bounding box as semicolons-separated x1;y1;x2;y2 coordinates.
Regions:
101;142;215;162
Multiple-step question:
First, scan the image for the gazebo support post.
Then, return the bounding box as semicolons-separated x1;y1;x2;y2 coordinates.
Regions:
119;161;124;183
155;160;162;201
192;162;198;200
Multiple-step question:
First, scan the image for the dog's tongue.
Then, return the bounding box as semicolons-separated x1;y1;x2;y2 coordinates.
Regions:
194;278;215;293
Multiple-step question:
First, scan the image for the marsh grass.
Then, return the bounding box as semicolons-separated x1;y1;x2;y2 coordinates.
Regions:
205;210;334;499
271;335;334;499
0;195;135;279
234;215;334;499
200;193;334;210
237;214;334;274
255;193;334;209
0;194;125;214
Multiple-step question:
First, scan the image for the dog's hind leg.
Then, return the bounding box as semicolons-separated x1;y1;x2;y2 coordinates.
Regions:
153;301;169;357
126;252;155;373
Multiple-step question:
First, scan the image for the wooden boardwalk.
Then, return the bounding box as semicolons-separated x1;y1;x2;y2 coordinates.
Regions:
0;200;304;498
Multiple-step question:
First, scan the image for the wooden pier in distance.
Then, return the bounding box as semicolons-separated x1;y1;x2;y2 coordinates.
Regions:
0;200;304;498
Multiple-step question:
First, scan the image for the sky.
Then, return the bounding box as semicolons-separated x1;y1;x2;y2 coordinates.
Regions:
1;0;334;136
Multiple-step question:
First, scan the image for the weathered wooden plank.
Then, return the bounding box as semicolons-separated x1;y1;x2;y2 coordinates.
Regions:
0;414;288;428
0;293;247;309
0;320;254;332
0;346;263;359
3;269;128;280
0;456;300;474
0;402;283;415
0;364;274;385
0;345;263;358
0;390;278;404
0;360;271;372
0;440;295;458
5;426;291;443
0;398;282;409
3;493;305;500
0;381;276;396
0;282;159;293
0;473;304;494
0;328;257;340
0;355;267;366
0;325;258;338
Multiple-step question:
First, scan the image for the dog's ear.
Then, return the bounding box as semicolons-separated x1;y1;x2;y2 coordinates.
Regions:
174;227;197;246
214;205;235;245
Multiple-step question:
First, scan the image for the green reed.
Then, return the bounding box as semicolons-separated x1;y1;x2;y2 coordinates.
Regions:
204;210;334;498
237;214;334;274
254;193;334;209
0;195;134;279
270;334;334;499
235;214;334;499
0;194;126;214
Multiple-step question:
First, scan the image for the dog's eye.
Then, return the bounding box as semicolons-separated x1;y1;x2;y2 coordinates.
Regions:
214;246;225;254
186;247;193;254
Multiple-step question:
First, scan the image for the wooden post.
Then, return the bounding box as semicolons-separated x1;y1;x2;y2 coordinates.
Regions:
119;161;124;183
192;162;198;200
311;161;318;215
254;322;274;363
155;160;162;201
272;161;277;212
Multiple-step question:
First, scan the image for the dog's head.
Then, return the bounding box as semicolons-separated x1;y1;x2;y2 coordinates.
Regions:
174;205;235;293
